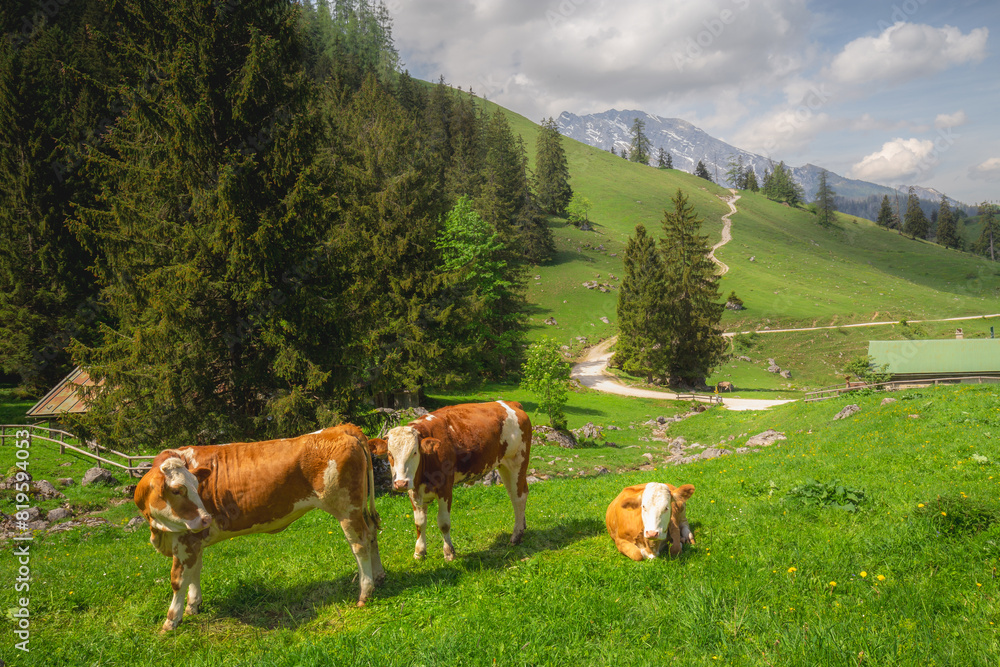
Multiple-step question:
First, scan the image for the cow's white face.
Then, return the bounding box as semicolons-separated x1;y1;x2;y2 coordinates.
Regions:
641;483;673;540
148;458;213;533
386;426;421;491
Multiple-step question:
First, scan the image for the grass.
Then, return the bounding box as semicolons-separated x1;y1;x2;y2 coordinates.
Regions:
4;383;999;665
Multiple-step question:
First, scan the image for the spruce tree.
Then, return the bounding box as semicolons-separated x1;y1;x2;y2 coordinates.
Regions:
0;0;117;394
761;161;803;205
628;117;652;165
534;117;572;215
694;160;713;183
664;151;673;169
614;224;668;383
745;168;759;192
935;195;961;249
814;169;837;226
876;195;897;228
656;148;668;169
725;155;747;189
659;189;726;387
902;187;929;239
973;202;997;261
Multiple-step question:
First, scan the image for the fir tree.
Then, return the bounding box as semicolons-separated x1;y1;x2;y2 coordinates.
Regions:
534;117;573;215
694;160;713;183
745;168;759;192
656;147;669;169
628;117;652;165
876;195;898;229
659;189;726;386
935;195;961;249
664;151;673;169
614;224;669;382
973;202;998;261
814;169;837;226
902;187;929;239
761;161;803;205
725;155;747;190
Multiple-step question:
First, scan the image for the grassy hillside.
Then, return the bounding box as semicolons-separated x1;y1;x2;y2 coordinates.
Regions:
5;383;999;665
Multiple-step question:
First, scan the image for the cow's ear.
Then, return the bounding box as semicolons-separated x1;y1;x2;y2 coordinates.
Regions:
193;466;212;483
368;438;388;457
672;484;695;501
419;437;440;454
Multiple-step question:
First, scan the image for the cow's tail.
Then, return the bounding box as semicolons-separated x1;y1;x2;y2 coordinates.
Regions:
362;438;381;533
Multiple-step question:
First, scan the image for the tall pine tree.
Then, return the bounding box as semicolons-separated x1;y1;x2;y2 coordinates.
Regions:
902;187;929;240
533;117;572;215
694;160;713;183
973;202;997;261
935;195;961;249
628;117;652;165
659;189;726;387
876;195;898;229
614;224;668;382
814;169;837;226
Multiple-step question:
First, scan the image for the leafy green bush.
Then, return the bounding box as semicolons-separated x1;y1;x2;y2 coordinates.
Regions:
843;355;892;384
733;332;760;353
520;337;570;430
785;478;866;512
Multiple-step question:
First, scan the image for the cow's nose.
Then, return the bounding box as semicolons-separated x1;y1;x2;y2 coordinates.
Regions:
393;480;408;491
645;529;660;539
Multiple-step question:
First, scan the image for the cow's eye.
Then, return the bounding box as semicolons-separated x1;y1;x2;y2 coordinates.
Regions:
170;485;187;497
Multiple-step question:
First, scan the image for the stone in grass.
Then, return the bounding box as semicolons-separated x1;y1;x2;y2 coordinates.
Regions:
746;429;786;447
881;397;897;406
833;404;861;420
46;507;73;522
82;467;120;487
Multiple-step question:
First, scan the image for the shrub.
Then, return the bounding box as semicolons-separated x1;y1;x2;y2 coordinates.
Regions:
785;479;866;512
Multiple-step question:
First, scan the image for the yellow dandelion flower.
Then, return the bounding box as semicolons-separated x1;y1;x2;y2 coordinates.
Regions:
941;512;947;516
877;575;885;581
860;571;867;577
788;566;797;573
829;581;837;587
918;503;924;508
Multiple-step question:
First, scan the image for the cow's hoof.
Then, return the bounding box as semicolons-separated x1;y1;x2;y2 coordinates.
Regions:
413;551;425;560
184;604;200;616
443;549;455;562
159;622;176;634
374;570;386;584
510;531;524;545
356;599;366;608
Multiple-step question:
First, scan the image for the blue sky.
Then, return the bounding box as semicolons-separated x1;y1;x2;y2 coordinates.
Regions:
389;0;998;203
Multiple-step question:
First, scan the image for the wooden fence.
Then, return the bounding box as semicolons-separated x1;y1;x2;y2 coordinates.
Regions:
804;375;1000;402
0;424;156;477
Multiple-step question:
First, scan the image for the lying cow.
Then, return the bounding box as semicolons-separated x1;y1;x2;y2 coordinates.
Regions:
373;401;531;561
134;424;382;632
605;482;695;561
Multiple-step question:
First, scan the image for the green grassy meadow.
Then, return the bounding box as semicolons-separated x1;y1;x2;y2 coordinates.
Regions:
3;383;1000;665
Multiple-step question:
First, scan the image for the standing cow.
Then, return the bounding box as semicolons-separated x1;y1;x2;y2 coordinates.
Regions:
375;401;531;561
134;424;382;632
606;482;695;561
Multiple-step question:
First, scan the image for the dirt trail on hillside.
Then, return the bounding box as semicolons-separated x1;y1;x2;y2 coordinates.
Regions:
707;189;739;276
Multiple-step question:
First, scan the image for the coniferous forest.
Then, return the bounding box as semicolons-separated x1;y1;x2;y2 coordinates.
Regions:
0;0;563;450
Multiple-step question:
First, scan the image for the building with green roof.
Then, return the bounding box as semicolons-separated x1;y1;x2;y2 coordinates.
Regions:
868;338;1000;381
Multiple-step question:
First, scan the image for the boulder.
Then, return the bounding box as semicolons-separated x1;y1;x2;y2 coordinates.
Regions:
780;370;792;379
124;517;146;532
81;467;120;487
737;355;751;362
699;448;730;460
32;480;66;500
574;422;603;441
746;429;787;447
57;478;75;487
881;397;897;406
594;466;610;475
833;404;861;420
46;507;73;522
534;426;577;449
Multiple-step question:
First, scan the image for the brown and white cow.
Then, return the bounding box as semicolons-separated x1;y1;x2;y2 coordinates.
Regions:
134;424;383;632
374;401;531;561
605;482;695;561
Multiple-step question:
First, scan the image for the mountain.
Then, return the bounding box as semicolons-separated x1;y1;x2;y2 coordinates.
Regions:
556;109;961;212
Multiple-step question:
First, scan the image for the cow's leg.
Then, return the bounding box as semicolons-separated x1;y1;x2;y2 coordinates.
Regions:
184;555;204;616
369;529;385;584
161;542;202;633
437;495;455;562
338;511;377;606
614;539;646;562
498;460;528;545
410;491;428;560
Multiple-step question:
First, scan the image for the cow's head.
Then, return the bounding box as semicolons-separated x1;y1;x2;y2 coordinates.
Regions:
134;457;213;536
385;426;421;491
640;482;674;541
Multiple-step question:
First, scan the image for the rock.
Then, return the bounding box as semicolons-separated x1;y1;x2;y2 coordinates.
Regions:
534;426;577;449
767;364;781;374
833;404;861;420
737;355;751;362
481;470;501;486
543;317;558;326
32;480;66;500
637;464;656;472
82;467;120;487
746;429;786;447
57;477;75;487
600;316;610;324
699;448;730;460
46;516;109;534
768;358;776;365
19;506;41;522
881;397;897;406
122;484;137;498
725;301;745;311
526;475;544;484
574;422;603;441
58;462;72;467
642;453;655;461
594;466;610;475
908;414;920;419
46;507;73;522
27;520;49;531
125;517;146;532
780;370;792;379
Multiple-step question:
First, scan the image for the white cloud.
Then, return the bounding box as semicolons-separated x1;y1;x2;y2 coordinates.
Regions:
969;157;1000;182
828;23;988;86
731;107;839;156
848;138;939;183
934;110;967;129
